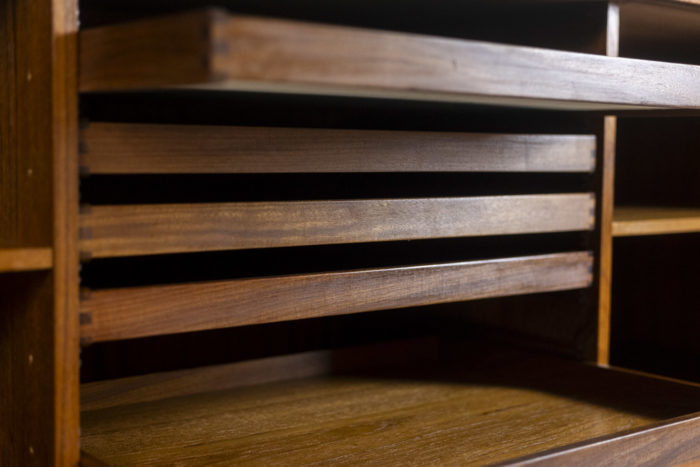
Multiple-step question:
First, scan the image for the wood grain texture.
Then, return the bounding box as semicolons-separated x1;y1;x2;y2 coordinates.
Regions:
78;9;700;109
597;116;616;365
0;0;80;465
79;123;597;174
612;206;700;236
79;194;595;258
81;337;439;411
80;252;593;342
0;248;53;273
505;413;700;466
80;344;700;465
51;0;81;463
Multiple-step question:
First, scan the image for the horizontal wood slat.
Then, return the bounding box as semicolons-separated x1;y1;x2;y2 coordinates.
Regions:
613;206;700;237
79;123;596;174
80;251;594;343
78;9;700;109
79;194;595;258
0;247;53;273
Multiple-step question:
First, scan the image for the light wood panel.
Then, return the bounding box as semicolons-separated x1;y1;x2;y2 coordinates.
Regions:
78;9;700;109
80;344;700;465
613;206;700;236
80;252;593;342
0;248;53;273
79;123;597;174
597;116;617;365
79;194;595;258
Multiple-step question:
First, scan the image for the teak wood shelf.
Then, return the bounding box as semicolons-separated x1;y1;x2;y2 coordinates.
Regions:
78;8;700;109
4;0;700;465
0;248;53;273
79;343;700;465
613;206;700;236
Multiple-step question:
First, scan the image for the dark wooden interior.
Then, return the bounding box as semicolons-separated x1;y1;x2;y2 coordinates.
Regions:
3;0;700;465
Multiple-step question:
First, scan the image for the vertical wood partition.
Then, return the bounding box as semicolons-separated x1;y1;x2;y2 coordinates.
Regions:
597;2;620;366
0;0;80;465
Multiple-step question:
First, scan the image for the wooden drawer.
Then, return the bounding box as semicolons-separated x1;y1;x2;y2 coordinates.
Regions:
79;339;700;465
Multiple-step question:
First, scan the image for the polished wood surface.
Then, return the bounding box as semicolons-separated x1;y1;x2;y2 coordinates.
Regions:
508;412;700;466
80;345;700;465
79;194;595;258
0;0;80;465
0;248;53;273
78;9;700;109
80;252;593;342
597;116;617;365
613;206;700;236
80;123;596;174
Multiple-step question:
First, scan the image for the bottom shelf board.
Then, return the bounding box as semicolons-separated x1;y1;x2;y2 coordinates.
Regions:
613;206;700;237
80;346;700;465
0;247;52;273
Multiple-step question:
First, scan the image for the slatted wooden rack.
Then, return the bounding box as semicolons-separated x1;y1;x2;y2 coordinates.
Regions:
3;0;700;465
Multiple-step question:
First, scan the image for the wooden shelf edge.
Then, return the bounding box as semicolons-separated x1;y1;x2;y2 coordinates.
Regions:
613;206;700;237
78;9;700;110
0;247;53;273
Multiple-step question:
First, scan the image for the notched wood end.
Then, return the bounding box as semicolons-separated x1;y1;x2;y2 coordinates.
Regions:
79;227;93;240
79;312;93;325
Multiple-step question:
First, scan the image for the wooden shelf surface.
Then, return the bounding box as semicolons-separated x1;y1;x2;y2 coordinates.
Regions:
0;247;52;273
80;345;700;465
78;9;700;110
80;123;596;174
80;251;593;343
613;206;700;237
79;194;595;259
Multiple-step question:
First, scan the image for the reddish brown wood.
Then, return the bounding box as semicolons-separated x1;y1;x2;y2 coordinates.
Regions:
79;342;700;465
79;123;597;174
80;252;593;342
597;116;616;365
81;337;439;411
0;248;53;273
78;9;700;109
0;0;80;465
79;194;595;258
504;413;700;466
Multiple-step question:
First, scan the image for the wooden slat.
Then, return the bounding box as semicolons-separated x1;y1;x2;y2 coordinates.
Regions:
79;194;595;258
78;9;700;110
613;206;700;236
80;343;700;465
80;251;593;343
0;248;53;273
79;123;596;174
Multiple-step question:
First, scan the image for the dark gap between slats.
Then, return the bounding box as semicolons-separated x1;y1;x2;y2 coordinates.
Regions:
80;232;590;289
80;91;599;133
80;173;591;205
